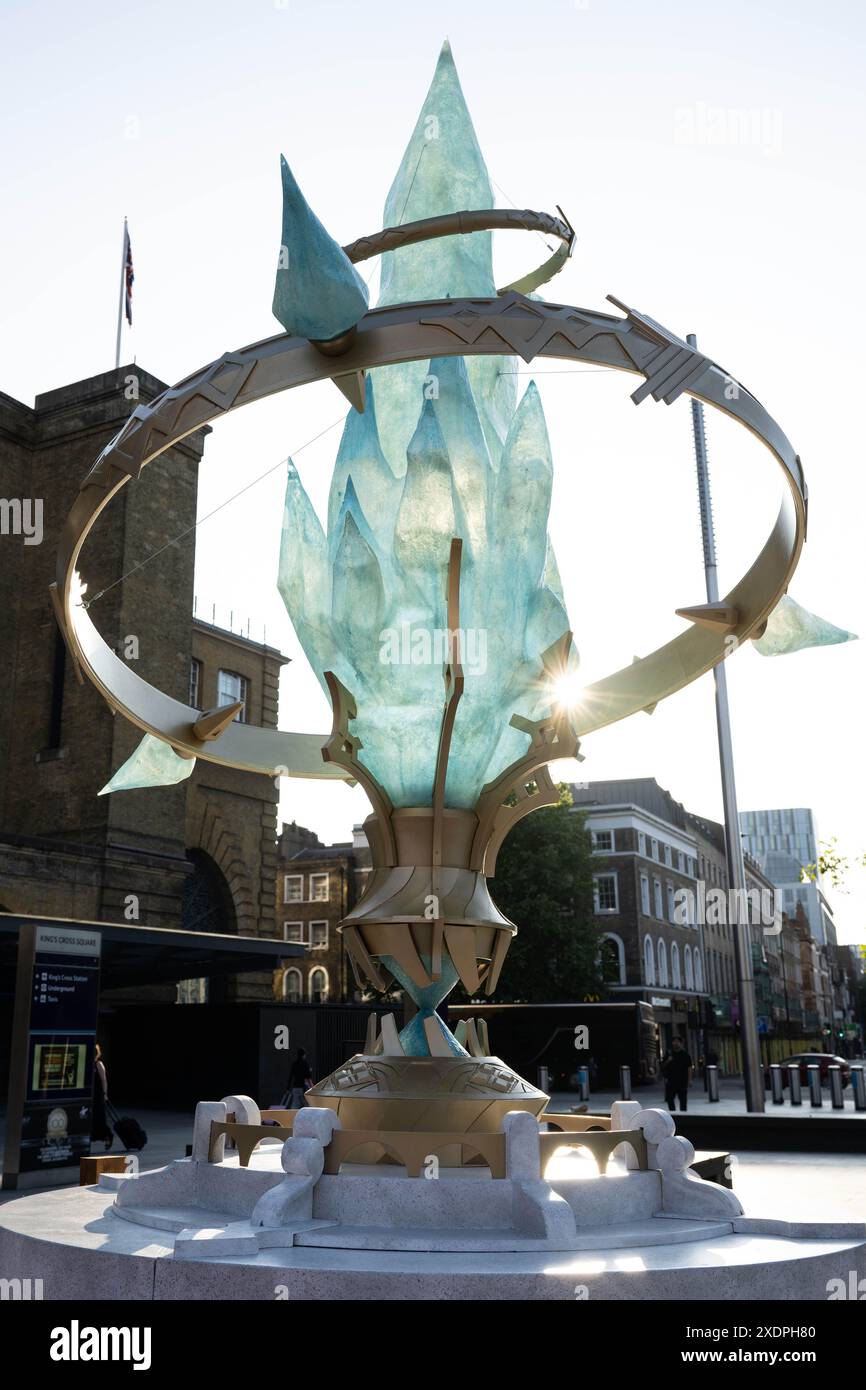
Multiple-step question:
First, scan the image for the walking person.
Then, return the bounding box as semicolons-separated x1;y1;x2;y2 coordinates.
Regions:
282;1048;313;1109
91;1042;113;1150
662;1036;693;1112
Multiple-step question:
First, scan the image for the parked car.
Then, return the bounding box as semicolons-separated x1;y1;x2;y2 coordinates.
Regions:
763;1053;851;1088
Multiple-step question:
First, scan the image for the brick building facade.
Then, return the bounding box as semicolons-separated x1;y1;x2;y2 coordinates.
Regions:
274;822;372;1004
0;365;286;1002
571;779;854;1073
570;779;706;1060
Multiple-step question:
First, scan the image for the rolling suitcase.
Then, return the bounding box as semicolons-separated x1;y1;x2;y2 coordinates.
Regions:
107;1100;148;1152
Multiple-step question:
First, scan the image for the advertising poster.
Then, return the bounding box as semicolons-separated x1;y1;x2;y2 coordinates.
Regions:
17;925;102;1173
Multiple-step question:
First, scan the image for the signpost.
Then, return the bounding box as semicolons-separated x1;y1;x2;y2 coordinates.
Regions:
687;334;765;1114
2;922;102;1189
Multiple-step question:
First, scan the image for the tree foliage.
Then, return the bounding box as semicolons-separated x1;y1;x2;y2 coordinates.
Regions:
801;836;866;893
469;785;600;1003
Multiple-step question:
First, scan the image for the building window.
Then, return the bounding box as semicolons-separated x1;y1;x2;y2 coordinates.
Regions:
640;873;650;915
688;857;696;877
599;934;624;984
284;875;303;904
189;658;202;709
644;935;656;986
671;942;681;989
651;838;659;861
677;851;685;872
309;967;329;1003
664;844;673;867
694;949;704;993
684;945;694;991
309;873;329;902
592;829;613;852
657;939;669;987
282;968;302;1003
310;920;328;950
666;882;676;924
283;921;306;944
638;832;647;857
217;669;248;721
593;873;618;913
653;878;663;920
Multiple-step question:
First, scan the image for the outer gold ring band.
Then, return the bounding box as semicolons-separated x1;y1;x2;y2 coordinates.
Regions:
54;290;806;778
342;206;575;297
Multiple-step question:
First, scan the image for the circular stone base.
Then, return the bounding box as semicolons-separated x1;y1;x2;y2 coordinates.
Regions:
1;1185;864;1302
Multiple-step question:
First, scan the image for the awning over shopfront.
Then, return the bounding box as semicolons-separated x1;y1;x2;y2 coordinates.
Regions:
0;912;299;994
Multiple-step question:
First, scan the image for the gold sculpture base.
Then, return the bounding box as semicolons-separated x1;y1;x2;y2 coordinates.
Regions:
306;1053;548;1134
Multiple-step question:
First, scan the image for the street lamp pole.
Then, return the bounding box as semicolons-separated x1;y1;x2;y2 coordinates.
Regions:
687;333;766;1113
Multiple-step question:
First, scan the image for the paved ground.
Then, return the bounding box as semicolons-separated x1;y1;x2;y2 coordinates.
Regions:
2;1102;865;1222
548;1076;866;1118
732;1151;866;1224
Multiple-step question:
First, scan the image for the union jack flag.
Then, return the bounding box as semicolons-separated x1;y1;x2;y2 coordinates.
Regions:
124;226;134;326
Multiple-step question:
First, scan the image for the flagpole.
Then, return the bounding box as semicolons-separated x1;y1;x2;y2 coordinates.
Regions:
115;218;128;370
687;331;765;1113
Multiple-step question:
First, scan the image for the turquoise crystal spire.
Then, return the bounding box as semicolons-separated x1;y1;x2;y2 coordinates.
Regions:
277;41;573;814
372;40;517;472
272;156;369;341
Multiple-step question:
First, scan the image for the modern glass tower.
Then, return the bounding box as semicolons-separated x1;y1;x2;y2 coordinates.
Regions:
739;808;836;945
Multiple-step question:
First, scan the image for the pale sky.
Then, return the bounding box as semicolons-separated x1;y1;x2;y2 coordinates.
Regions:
1;0;864;942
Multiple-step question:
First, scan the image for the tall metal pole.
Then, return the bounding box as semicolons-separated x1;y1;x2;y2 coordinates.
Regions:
114;217;128;370
687;333;765;1113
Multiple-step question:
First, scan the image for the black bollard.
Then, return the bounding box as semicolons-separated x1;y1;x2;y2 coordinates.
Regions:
769;1064;784;1104
851;1067;866;1112
620;1064;632;1101
706;1064;720;1102
577;1065;590;1102
807;1064;822;1107
788;1063;802;1106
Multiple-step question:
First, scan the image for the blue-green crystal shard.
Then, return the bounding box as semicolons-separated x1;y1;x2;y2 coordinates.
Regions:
753;595;857;656
326;376;400;558
276;42;573;812
370;40;516;473
98;734;195;794
272;156;369;341
378;40;495;308
277;461;335;673
332;509;387;650
381;954;469;1057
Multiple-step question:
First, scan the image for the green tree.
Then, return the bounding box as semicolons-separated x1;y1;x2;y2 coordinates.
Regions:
801;837;866;892
472;785;600;1003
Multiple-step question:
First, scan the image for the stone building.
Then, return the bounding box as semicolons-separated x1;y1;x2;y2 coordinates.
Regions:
274;822;372;1004
787;903;834;1038
684;809;817;1070
569;779;706;1060
829;944;864;1054
571;778;843;1075
0;365;286;1002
